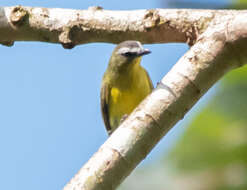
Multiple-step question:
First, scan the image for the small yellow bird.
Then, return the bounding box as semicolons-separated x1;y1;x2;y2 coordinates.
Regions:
101;41;153;135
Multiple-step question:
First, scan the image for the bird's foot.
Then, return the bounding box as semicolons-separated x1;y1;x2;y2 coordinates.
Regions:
120;114;128;124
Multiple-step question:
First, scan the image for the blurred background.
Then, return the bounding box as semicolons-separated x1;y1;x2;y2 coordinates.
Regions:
0;0;246;190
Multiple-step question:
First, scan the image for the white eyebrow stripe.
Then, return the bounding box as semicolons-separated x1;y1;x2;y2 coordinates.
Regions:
117;47;131;54
137;41;142;49
117;42;144;55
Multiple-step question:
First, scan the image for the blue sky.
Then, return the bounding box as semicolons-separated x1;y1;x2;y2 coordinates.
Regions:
0;1;230;190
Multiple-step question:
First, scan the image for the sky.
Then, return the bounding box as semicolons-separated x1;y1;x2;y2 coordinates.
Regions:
0;1;230;190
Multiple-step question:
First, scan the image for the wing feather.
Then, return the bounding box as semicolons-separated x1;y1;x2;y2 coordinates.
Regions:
100;82;112;135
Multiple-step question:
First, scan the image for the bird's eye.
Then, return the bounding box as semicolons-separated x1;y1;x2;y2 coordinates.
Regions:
123;52;132;56
122;52;136;57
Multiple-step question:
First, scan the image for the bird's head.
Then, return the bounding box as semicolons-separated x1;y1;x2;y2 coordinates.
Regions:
109;41;151;72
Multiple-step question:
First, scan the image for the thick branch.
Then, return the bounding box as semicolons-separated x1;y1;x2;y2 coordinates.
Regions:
63;10;247;190
0;6;242;48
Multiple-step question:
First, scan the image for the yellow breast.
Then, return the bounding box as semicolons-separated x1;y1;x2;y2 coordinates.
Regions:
108;67;152;130
110;87;139;116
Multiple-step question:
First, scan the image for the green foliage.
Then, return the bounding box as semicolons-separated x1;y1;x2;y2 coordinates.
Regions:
167;66;247;189
228;0;247;9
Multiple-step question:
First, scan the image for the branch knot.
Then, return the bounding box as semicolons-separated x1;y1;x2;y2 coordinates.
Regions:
10;6;28;27
144;9;161;31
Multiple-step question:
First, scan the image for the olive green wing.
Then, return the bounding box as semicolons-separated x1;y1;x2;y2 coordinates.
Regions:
100;82;112;135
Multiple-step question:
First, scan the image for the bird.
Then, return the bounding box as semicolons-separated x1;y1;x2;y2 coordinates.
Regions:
100;41;153;135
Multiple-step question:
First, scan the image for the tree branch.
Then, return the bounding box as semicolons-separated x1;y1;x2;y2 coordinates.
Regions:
0;6;241;48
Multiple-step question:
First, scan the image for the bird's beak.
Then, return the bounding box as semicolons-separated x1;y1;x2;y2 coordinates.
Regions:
138;48;151;56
